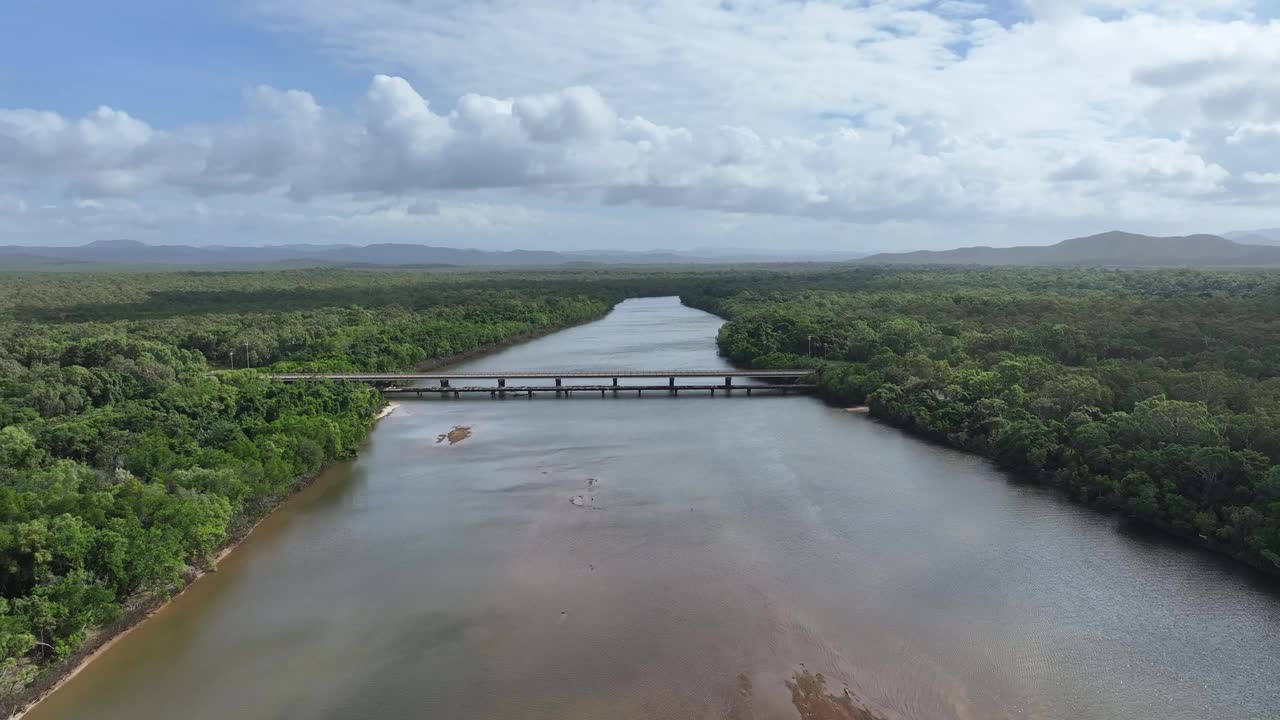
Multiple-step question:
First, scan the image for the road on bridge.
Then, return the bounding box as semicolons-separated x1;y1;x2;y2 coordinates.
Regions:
264;369;814;381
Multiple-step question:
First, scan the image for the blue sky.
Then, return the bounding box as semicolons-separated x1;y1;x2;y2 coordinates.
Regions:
1;2;367;125
1;0;1278;250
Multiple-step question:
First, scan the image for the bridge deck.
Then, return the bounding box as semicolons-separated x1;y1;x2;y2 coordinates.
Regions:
385;384;817;397
268;369;812;381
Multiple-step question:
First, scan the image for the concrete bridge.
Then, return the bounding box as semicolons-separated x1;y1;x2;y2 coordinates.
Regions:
266;369;816;398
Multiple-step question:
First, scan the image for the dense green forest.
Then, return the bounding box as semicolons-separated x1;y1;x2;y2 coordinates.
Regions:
687;266;1280;576
5;264;1280;709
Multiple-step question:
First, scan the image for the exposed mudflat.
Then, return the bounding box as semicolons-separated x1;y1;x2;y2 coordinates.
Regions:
436;425;472;445
786;671;883;720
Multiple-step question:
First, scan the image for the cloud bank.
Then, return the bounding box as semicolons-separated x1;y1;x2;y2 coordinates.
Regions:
2;0;1278;248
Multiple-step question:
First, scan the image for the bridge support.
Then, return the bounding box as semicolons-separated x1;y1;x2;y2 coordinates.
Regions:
724;376;732;394
669;376;675;396
440;379;450;389
612;377;619;396
555;377;563;397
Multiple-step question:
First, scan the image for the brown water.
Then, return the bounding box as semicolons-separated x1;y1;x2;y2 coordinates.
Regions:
27;297;1280;720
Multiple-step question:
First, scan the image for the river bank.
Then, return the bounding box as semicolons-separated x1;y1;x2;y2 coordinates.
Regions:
19;296;1280;720
738;353;1280;580
5;306;626;718
414;311;615;372
6;391;408;719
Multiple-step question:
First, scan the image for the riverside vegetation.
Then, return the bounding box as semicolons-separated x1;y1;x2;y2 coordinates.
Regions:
3;265;1280;709
0;269;624;710
690;266;1280;576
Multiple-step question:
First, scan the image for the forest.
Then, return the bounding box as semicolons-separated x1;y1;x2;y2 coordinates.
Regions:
4;264;1280;707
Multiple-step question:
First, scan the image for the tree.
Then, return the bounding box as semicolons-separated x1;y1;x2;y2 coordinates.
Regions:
0;426;41;470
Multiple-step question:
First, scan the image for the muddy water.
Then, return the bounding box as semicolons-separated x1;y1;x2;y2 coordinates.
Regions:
27;297;1280;720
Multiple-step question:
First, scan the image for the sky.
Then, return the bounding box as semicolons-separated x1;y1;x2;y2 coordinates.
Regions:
1;0;1279;252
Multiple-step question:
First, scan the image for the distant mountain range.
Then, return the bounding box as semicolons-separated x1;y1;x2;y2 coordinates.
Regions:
858;231;1280;267
8;231;1280;270
0;240;867;269
1224;228;1280;245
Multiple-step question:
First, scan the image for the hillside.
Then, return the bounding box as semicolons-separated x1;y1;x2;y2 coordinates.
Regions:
858;231;1280;267
0;241;866;269
1225;228;1280;245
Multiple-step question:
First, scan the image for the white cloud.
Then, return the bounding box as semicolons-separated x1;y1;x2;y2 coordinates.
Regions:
2;0;1279;248
0;71;1255;228
0;196;27;216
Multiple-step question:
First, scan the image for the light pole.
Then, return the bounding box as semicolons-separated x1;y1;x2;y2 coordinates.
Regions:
807;335;816;357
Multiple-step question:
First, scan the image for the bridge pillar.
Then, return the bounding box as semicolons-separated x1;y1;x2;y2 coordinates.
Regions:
440;379;450;389
555;377;563;397
724;376;732;394
669;376;675;396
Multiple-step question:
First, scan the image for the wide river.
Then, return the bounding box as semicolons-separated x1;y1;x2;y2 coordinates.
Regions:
28;298;1280;720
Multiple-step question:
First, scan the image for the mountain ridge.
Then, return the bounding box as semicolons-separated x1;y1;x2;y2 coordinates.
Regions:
857;231;1280;267
0;241;864;268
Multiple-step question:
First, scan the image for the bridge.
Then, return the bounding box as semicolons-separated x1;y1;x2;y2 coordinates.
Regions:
266;369;816;398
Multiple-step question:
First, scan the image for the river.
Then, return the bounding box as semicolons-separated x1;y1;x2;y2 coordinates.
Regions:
26;297;1280;720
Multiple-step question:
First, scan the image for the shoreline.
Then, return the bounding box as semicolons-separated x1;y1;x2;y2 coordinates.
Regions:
414;312;613;373
4;311;622;718
374;401;399;421
11;301;663;717
694;300;1280;581
6;397;404;720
